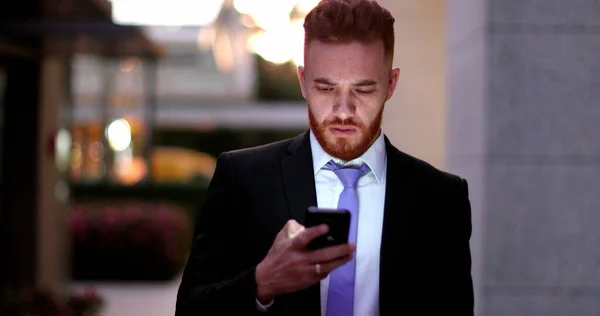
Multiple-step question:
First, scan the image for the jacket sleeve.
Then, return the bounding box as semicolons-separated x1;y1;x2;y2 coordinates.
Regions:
175;152;260;316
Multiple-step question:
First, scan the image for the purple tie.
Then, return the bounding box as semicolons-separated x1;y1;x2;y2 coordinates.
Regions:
325;160;370;316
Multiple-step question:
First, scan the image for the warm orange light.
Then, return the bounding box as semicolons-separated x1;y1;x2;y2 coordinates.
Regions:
151;147;217;182
115;157;147;185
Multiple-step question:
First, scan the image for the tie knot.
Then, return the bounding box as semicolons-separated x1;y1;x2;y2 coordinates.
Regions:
326;160;370;188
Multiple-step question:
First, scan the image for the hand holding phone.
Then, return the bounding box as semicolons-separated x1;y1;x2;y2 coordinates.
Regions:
255;219;354;303
304;206;351;250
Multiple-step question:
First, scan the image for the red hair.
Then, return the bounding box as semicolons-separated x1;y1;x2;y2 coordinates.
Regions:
303;0;395;62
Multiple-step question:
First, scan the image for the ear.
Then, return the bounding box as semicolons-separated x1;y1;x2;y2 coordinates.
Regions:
297;65;307;99
385;67;401;101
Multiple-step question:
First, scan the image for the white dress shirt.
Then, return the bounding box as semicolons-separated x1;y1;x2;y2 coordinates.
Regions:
310;130;386;316
257;130;387;316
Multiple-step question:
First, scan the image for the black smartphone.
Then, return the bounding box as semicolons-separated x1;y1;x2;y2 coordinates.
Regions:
304;206;351;250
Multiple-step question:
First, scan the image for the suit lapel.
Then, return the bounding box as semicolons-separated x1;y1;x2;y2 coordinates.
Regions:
281;131;318;224
379;136;416;315
280;131;321;315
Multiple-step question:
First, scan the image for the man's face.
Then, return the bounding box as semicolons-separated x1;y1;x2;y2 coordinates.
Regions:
298;40;400;162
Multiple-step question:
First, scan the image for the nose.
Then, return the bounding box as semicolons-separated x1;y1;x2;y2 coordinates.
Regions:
333;92;356;121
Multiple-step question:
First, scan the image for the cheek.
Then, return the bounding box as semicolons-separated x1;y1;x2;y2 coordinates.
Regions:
308;101;330;122
358;98;384;120
308;92;334;105
308;92;335;109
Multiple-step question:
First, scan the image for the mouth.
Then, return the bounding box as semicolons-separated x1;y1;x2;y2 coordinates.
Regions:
328;126;357;137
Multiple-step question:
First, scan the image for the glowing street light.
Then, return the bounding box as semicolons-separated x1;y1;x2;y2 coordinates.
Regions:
106;119;132;151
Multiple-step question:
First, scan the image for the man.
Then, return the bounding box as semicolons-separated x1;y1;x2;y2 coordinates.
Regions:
175;0;474;315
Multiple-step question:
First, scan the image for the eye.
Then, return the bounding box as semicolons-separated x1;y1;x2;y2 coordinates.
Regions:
316;86;333;92
356;89;375;94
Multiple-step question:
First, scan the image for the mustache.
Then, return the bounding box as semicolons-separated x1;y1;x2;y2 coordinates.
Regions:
323;117;363;127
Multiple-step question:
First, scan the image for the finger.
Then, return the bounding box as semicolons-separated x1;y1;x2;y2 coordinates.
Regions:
276;220;301;240
317;254;354;275
291;224;329;249
286;220;305;239
306;243;355;263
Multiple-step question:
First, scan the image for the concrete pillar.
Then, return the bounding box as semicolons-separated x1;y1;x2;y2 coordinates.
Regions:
444;0;488;315
37;55;69;293
481;1;600;315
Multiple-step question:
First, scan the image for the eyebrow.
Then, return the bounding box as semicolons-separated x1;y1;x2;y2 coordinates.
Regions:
313;77;378;87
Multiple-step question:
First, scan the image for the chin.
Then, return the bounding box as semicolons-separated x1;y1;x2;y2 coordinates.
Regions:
322;132;366;162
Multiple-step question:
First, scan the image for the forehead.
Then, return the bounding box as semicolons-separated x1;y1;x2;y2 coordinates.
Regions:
304;40;388;79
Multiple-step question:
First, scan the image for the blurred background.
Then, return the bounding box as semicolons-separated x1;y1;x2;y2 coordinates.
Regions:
0;0;598;315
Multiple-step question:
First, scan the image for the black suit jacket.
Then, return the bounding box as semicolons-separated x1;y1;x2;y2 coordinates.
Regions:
175;131;474;315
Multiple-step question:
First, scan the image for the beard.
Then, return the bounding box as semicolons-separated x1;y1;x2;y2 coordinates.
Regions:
309;106;383;162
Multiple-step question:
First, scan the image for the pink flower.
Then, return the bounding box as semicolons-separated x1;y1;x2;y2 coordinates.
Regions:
68;210;88;241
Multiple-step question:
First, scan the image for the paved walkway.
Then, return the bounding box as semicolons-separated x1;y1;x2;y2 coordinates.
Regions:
70;276;181;316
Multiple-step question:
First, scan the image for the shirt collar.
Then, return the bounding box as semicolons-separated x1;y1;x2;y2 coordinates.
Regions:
309;129;387;183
